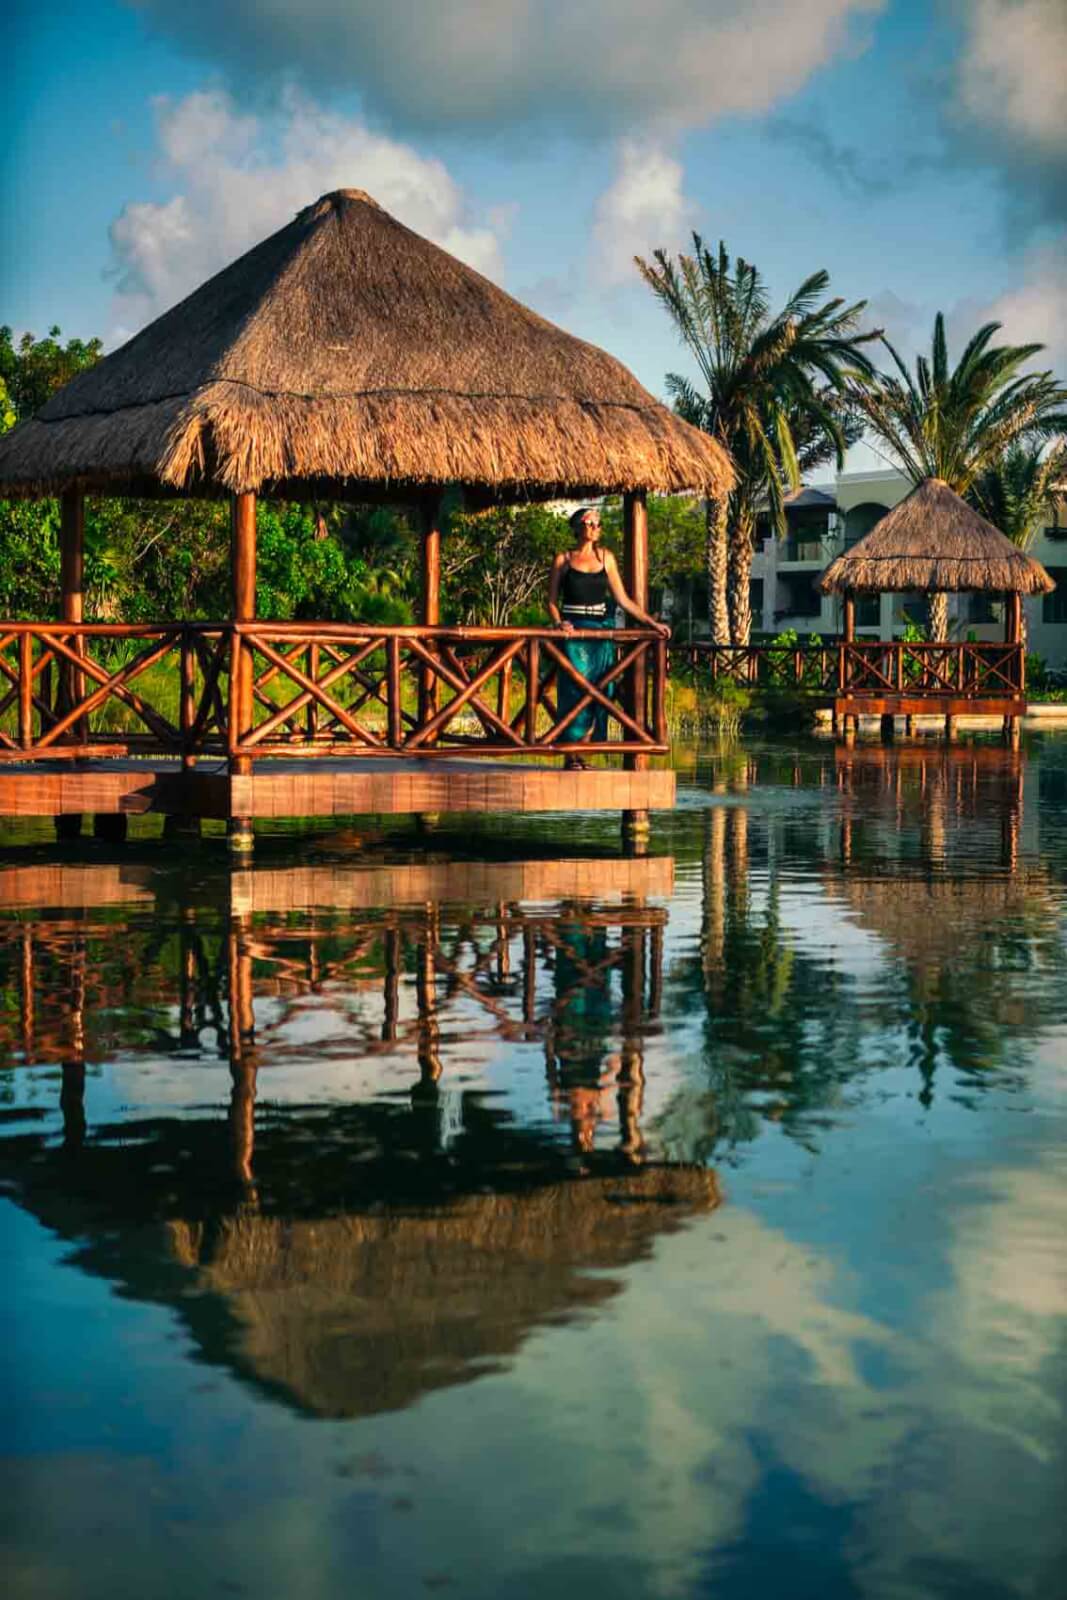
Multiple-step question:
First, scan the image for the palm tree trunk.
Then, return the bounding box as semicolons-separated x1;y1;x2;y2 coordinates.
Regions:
705;498;730;645
928;592;949;640
727;504;754;646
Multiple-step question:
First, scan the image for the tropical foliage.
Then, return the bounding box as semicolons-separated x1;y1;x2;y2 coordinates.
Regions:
850;314;1067;636
968;438;1066;551
636;238;876;643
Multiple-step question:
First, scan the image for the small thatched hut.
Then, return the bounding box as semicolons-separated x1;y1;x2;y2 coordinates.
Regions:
819;476;1053;640
0;188;731;505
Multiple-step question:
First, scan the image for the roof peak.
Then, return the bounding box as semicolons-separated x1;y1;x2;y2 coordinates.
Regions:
302;189;383;221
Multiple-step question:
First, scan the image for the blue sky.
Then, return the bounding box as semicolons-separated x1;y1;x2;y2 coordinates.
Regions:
3;0;1065;439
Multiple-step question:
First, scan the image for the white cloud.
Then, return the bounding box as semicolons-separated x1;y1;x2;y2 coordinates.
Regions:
980;245;1067;373
955;0;1066;161
128;0;883;137
108;88;507;337
950;0;1067;227
591;140;696;286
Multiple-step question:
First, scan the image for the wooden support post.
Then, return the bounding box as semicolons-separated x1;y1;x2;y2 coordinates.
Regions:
419;494;443;737
228;916;257;1187
59;489;87;764
18;632;33;749
60;487;85;650
623;489;650;841
61;934;87;1151
229;491;257;851
618;919;646;1161
179;912;198;1050
944;713;958;743
306;641;320;742
387;635;402;749
180;627;196;770
525;638;540;746
382;926;401;1042
523;926;537;1026
1006;592;1022;645
414;911;442;1100
61;1061;86;1152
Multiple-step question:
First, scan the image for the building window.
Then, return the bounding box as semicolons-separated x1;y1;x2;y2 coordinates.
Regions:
749;579;764;618
1044;523;1067;543
857;595;880;627
967;592;999;625
1043;570;1067;623
776;574;820;620
783;517;829;561
843;502;889;549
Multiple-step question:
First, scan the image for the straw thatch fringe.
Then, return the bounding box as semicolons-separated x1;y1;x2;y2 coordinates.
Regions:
0;188;734;502
820;477;1054;595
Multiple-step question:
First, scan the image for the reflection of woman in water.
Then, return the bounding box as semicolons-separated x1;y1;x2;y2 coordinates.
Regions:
547;507;669;771
546;912;620;1153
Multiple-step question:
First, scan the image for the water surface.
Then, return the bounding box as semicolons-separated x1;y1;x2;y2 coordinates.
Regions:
2;738;1066;1598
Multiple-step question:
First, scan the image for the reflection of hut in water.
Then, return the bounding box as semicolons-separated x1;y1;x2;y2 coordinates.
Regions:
161;1167;718;1419
0;855;672;1076
3;1103;717;1420
827;870;1055;975
833;743;1028;871
824;862;1061;1105
0;848;718;1417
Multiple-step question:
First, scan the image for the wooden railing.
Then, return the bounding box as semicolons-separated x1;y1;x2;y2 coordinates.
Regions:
0;622;668;761
672;640;1024;699
0;623;229;761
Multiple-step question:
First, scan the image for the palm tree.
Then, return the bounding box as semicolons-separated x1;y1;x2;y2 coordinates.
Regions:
969;438;1065;548
636;239;876;644
968;440;1066;646
851;315;1067;637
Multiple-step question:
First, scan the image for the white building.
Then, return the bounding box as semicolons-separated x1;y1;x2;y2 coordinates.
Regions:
749;469;1067;666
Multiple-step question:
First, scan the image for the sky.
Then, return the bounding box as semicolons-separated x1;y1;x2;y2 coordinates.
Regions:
2;0;1065;478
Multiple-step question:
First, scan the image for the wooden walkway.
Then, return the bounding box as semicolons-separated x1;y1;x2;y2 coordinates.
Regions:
0;755;674;822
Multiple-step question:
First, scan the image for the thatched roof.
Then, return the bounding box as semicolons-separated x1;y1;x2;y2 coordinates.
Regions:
162;1168;719;1418
0;189;733;503
826;869;1056;974
819;477;1054;594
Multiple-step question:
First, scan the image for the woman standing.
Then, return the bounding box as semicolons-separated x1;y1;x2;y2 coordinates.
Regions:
547;507;668;771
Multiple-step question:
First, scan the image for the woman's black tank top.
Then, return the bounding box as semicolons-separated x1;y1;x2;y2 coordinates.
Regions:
560;554;611;612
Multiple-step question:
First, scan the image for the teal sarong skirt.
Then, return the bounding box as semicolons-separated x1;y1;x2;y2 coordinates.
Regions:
558;615;615;744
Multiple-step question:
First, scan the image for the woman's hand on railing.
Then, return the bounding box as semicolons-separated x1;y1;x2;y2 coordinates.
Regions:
556;619;576;635
650;619;671;639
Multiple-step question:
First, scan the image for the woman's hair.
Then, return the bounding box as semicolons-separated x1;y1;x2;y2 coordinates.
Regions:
568;506;597;536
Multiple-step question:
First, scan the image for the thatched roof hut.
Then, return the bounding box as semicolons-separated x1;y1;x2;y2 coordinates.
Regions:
819;477;1054;596
162;1168;719;1418
0;189;732;503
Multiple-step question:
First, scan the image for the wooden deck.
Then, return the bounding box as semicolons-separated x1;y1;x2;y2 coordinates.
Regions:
0;755;674;821
0;854;675;913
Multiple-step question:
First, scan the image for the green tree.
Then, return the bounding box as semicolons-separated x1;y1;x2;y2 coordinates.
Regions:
851;314;1067;637
442;504;567;625
636;239;876;644
968;439;1065;550
0;325;103;421
599;494;705;633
